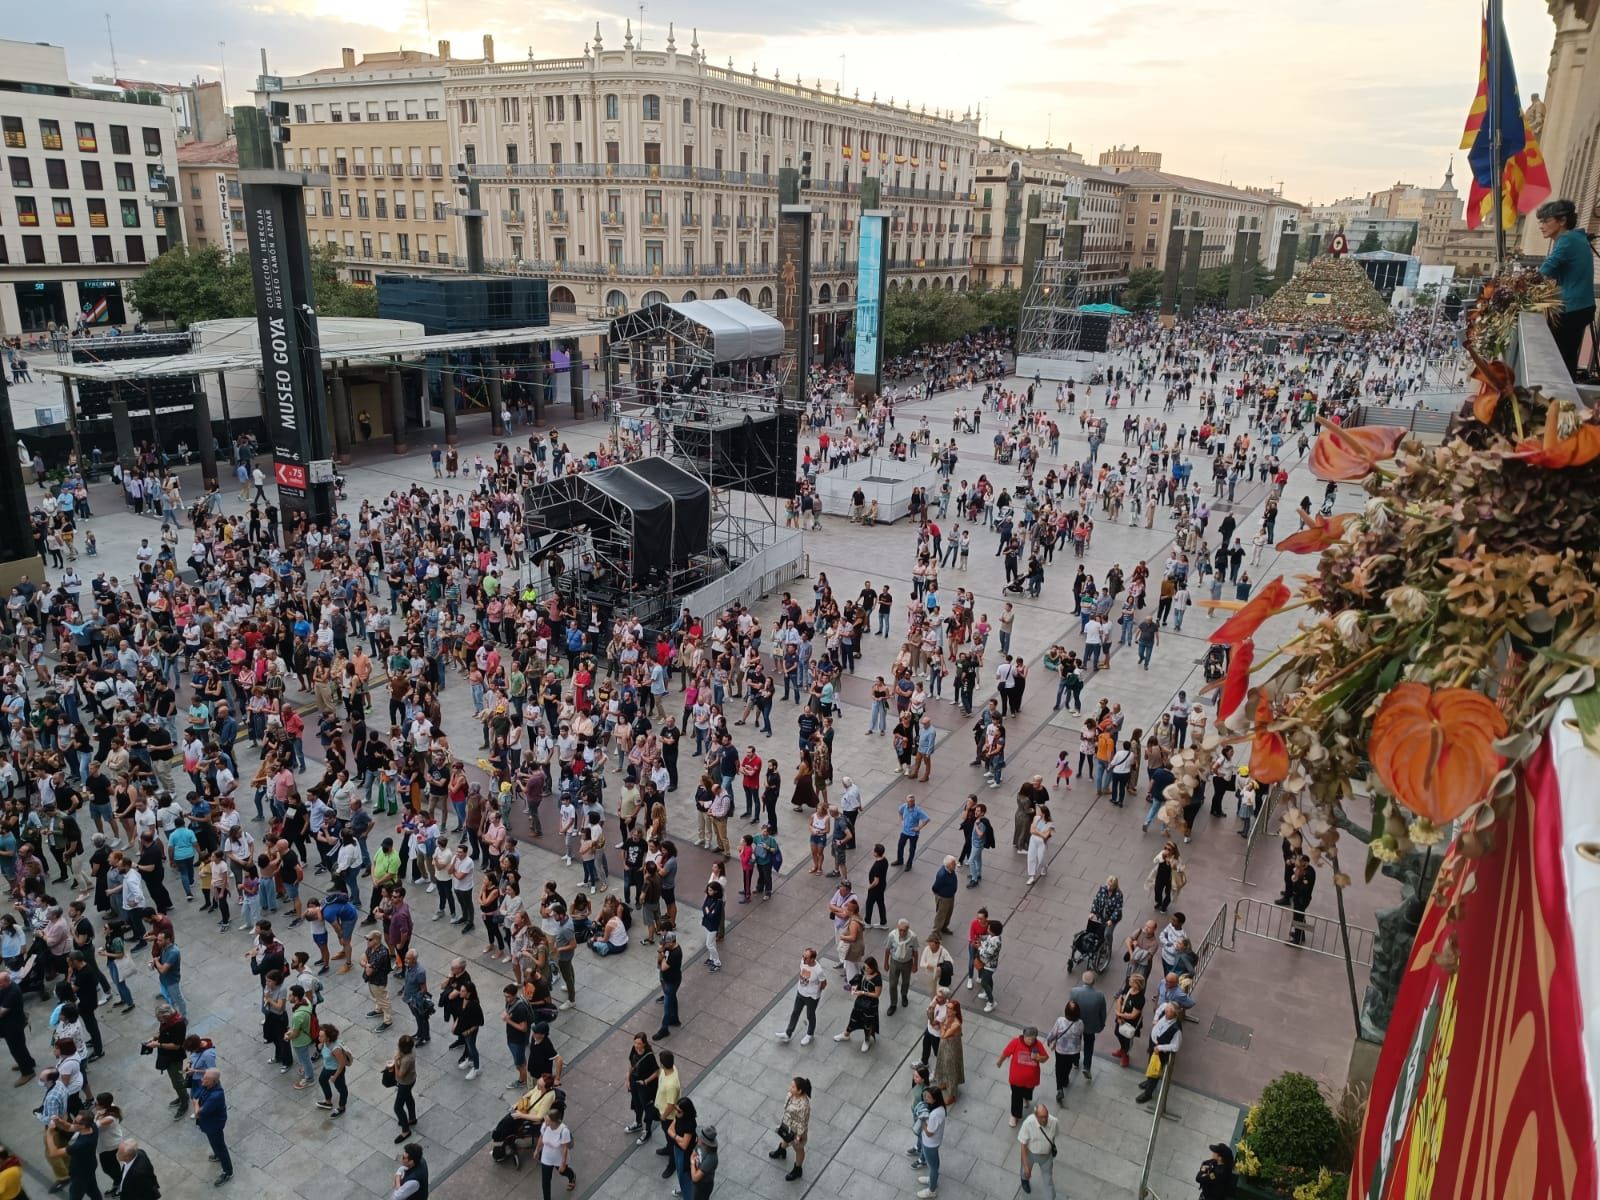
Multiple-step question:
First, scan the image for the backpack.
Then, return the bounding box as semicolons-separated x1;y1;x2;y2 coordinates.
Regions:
769;842;784;873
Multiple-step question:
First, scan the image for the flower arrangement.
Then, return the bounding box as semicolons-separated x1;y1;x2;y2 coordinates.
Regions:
1234;1072;1346;1196
1463;270;1561;359
1154;277;1600;928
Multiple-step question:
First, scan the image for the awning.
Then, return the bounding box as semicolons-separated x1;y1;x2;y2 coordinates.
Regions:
663;299;786;363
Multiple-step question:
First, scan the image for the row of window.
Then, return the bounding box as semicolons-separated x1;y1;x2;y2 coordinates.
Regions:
291;100;440;123
460;93;970;164
0;232;159;265
499;233;952;272
1;117;163;157
7;156;164;193
308;189;451;222
307;228;450;264
11;196;156;229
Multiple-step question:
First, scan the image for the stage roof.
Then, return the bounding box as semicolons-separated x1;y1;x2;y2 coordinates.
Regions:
610;298;785;364
35;321;611;384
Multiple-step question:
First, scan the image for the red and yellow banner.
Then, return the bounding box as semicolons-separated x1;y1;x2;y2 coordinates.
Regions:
1351;740;1596;1200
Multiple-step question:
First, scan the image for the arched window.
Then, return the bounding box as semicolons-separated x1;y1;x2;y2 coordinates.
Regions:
550;285;576;306
642;94;661;121
818;283;833;304
737;288;751;304
641;289;669;307
957;275;969;292
916;277;928;291
836;283;850;302
681;289;698;302
946;275;955;291
605;288;628;313
758;286;774;309
712;288;729;299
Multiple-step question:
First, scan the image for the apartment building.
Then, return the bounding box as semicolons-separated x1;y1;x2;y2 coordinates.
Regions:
257;38;496;280
443;25;980;317
971;139;1080;290
1098;145;1162;174
1367;168;1459;265
175;140;243;253
1058;161;1130;294
0;39;181;336
1117;169;1279;272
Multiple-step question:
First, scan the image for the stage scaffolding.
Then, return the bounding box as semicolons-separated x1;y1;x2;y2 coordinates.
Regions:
1017;258;1088;361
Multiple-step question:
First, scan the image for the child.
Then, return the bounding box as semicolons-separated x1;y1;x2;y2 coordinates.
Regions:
239;863;261;931
1056;750;1073;789
738;835;755;904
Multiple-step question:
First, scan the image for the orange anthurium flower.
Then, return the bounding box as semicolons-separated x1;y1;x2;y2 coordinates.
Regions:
1465;345;1515;425
1309;423;1407;481
1217;638;1255;720
1369;682;1507;825
1509;417;1600;470
1211;576;1292;646
1249;690;1289;784
1275;513;1355;554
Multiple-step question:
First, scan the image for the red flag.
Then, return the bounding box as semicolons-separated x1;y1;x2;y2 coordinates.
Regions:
1465;117;1553;230
1459;13;1488;150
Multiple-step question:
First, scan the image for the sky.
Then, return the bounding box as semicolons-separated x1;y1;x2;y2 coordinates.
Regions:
10;0;1557;203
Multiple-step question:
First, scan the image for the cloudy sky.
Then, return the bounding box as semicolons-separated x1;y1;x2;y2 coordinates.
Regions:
12;0;1556;203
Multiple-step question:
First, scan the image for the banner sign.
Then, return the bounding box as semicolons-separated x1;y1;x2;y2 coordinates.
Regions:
853;213;888;391
243;186;313;509
217;172;235;258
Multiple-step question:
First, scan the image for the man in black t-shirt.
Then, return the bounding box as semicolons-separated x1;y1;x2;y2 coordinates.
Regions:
653;931;682;1040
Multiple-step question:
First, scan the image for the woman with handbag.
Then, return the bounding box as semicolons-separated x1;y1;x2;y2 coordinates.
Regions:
387;1033;417;1142
833;956;883;1051
934;999;965;1104
1111;974;1147;1067
766;1075;811;1182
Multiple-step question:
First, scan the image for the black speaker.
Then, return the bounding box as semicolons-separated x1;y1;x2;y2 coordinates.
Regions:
771;409;800;499
1078;312;1110;353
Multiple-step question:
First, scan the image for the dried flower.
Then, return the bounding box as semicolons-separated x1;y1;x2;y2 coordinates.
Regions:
1371;835;1402;864
1384;586;1430;623
1408;818;1446;847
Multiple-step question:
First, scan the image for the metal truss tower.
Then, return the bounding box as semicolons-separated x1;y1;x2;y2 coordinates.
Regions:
1017;258;1087;361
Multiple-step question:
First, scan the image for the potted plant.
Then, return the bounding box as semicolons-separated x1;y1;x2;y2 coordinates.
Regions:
1233;1072;1352;1199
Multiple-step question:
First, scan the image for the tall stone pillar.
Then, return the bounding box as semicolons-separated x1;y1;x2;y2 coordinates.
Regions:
1178;223;1205;318
388;365;408;454
109;384;135;470
440;366;458;446
330;372;354;464
531;358;548;426
1227;217;1250;310
1159;213;1184;324
572;355;589;420
190;381;219;487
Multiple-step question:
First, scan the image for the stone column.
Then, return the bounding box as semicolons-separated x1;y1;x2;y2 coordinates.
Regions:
487;352;506;437
330;372;354;464
440;366;458;446
190;381;218;488
388;365;407;454
531;358;548;427
109;383;135;471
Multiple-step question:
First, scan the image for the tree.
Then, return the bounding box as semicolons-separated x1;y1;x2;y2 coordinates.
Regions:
878;284;1016;358
1358;229;1382;253
1123;268;1164;309
127;242;376;328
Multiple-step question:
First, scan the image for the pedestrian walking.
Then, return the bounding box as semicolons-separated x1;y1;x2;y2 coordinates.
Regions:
1136;1002;1183;1102
535;1106;575;1199
1068;971;1107;1081
115;1138;160;1200
975;919;1003;1012
996;1026;1050;1126
1017;1102;1062;1197
832;956;882;1051
1025;804;1054;885
1045;1002;1084;1100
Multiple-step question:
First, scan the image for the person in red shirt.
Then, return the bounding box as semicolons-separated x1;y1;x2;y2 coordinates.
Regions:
572;666;593;713
739;748;763;821
962;908;988;992
996;1027;1051;1126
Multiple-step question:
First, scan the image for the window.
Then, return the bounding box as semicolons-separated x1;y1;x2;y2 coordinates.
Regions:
125;234;146;262
51;198;73;227
58;235;80;263
424;102;440;120
23;235;44;264
117;198;139;227
2;117;25;148
645;241;664;271
91;235;111;262
40;119;62;150
642;95;661;122
385;102;400;121
338;189;350;216
397;233;409;260
147;165;166;191
644;143;661;166
75;122;96;152
81;161;102;190
86;198;107;227
547;143;561;165
6;157;29;187
1148;213;1158;225
1150;193;1161;202
683;145;693;169
16;197;39;226
552;236;566;261
375;195;387;218
738;151;747;173
714;149;723;171
404;99;419;121
357;193;370;219
142;127;162;156
329;103;343;122
458;99;478;125
395;193;407;219
506;143;519;165
573;142;584;163
573;96;582;120
604;94;619;121
682;98;692;124
605;141;619;164
607;239;622;267
542;96;562;122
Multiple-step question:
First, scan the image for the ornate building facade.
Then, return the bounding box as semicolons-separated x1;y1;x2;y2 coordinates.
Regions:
442;24;980;319
1521;0;1600;257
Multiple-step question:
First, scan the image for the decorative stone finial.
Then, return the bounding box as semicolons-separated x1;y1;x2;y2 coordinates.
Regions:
624;19;633;49
667;23;676;50
691;27;699;52
593;22;604;51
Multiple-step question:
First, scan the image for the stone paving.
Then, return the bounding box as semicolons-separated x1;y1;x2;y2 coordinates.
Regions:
0;349;1401;1200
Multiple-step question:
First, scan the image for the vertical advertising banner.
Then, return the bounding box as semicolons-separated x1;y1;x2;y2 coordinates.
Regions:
243;185;313;508
776;207;812;407
853;213;889;397
217;172;235;258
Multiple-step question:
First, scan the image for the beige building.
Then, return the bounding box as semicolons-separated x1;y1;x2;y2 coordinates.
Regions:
175;140;242;253
1058;161;1129;293
0;40;182;335
1098;144;1162;174
1367;169;1459;264
1521;0;1600;256
971;139;1081;290
1441;221;1498;277
1116;169;1276;272
257;39;495;281
442;24;979;318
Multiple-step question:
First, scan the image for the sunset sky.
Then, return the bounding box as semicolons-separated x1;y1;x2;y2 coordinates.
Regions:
12;0;1557;204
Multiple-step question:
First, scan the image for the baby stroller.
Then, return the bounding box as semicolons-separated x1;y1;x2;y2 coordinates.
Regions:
1067;921;1112;973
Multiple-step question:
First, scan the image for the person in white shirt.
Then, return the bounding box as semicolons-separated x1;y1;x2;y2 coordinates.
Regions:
1017;1102;1061;1197
774;948;828;1045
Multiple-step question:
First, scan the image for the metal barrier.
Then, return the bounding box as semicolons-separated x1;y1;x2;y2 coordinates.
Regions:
1228;896;1375;964
1229;786;1278;887
1350;404;1454;436
1136;901;1228;1199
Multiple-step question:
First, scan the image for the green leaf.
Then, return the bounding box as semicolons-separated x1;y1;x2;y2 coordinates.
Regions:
1375;655;1405;693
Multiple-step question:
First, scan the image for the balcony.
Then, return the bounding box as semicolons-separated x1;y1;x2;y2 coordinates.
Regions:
501;210;525;224
409;164;424;177
641;212;668;230
601;210;625;229
711;214;731;229
760;216;776;230
387;165;405;178
736;215;753;229
682;213;701;229
333;164;348;177
427;164;444;178
465;162;783;189
544;209;569;226
819;217;835;231
352;165;367;177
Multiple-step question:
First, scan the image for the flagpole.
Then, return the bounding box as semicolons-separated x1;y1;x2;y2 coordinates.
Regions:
1488;0;1506;269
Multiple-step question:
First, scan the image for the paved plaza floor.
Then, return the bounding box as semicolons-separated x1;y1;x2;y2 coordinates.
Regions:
0;353;1396;1200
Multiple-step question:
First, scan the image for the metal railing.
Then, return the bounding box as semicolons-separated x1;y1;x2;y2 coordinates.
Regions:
1227;896;1375;964
1350;404;1453;435
1229;787;1278;886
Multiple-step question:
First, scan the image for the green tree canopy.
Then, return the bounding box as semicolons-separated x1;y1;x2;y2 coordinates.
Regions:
1357;229;1382;253
879;285;1019;358
1123;268;1164;309
127;242;377;329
